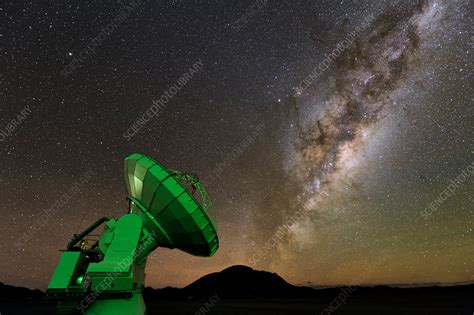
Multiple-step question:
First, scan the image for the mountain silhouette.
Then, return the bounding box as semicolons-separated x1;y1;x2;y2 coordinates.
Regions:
185;265;314;298
143;265;314;300
0;282;43;301
2;266;474;314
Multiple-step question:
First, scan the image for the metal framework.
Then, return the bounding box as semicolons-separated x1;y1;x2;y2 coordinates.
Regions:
168;169;217;230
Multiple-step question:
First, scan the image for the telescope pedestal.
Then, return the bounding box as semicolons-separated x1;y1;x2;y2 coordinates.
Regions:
84;293;146;315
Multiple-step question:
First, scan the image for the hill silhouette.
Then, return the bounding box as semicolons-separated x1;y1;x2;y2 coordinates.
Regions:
1;266;474;314
184;265;315;298
143;265;314;300
0;282;43;301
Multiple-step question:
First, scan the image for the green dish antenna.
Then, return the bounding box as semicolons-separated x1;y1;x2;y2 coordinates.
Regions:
46;153;219;315
124;153;218;258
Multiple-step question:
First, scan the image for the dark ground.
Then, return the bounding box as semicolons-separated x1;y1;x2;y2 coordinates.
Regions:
1;297;473;315
2;266;473;314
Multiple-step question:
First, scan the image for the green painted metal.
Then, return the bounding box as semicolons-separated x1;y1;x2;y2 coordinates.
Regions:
46;153;219;315
168;169;216;229
48;252;85;290
123;153;219;257
87;214;142;275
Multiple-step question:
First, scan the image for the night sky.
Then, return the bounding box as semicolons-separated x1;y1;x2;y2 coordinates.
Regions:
1;0;472;290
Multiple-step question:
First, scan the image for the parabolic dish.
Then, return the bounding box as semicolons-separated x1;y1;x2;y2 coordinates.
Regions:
124;153;219;257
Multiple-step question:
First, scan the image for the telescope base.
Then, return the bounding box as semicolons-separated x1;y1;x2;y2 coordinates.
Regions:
83;293;146;315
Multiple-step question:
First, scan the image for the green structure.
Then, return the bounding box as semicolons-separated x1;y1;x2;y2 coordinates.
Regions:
46;153;219;314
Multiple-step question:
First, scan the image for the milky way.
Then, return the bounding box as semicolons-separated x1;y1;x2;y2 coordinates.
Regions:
295;2;430;194
274;0;469;277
